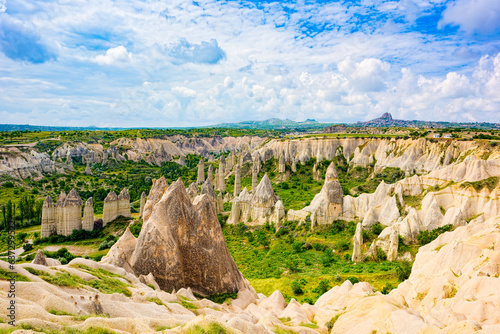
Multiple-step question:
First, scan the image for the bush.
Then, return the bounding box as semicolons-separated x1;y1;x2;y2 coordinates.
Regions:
321;248;337;267
3;181;14;188
416;225;453;245
396;261;412;281
58;257;68;265
291;279;306;295
335;240;350;252
98;240;115;251
371;223;383;235
292;241;304;253
22;243;33;252
312;279;331;295
375;247;387;262
313;242;326;251
346;276;359;284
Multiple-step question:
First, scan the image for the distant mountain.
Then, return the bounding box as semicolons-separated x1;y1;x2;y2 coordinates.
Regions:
214;118;331;130
0;124;124;132
352;113;500;129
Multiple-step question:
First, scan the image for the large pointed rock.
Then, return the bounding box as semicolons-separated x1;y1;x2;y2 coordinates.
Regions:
101;227;137;273
250;173;278;222
130;179;249;295
142;176;168;222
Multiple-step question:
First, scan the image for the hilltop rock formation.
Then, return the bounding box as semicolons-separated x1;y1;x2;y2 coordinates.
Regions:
288;162;343;227
82;197;94;231
106;179;250;295
228;174;280;225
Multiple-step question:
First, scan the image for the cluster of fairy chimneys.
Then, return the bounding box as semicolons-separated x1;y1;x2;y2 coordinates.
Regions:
41;188;133;238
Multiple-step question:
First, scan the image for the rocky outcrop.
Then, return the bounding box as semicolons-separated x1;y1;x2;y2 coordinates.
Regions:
101;228;137;273
122;179;249;295
84;163;92;175
217;159;226;192
234;164;241;197
56;190;67;235
228;174;280;225
197;159;205;184
288;162;343;227
31;250;61;266
142;176;168;222
102;191;118;226
351;223;363;262
186;182;199;201
278;155;285;173
252;162;258;193
207;165;213;184
41;196;56;238
117;188;131;218
139;192;146;218
82;197;94;231
60;189;83;236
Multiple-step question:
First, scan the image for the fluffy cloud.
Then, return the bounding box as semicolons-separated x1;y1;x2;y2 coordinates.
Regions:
93;46;132;65
439;0;500;34
168;38;226;64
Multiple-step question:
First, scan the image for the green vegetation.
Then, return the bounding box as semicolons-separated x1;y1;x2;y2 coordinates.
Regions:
416;224;453;245
460;176;498;192
0;268;30;282
184;322;230;334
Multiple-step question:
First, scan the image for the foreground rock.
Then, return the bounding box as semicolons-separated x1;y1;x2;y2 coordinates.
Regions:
107;178;250;296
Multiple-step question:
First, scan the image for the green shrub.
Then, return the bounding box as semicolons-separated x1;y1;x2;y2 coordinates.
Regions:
312;279;331;295
22;243;33;252
292;241;304;253
312;242;326;251
335;240;350;251
291;279;305;295
346;276;359;284
396;261;412;281
416;224;453;245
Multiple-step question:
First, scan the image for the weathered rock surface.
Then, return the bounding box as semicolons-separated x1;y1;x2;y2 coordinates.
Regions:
82;197;94;231
139;191;146;218
112;179;250;295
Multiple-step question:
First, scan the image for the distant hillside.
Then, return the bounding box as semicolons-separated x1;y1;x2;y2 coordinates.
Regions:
214;118;332;130
351;113;500;129
0;124;124;132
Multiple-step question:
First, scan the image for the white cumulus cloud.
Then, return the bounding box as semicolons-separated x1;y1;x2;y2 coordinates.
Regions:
93;46;132;65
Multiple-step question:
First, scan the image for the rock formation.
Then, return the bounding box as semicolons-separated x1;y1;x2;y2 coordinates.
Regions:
41;196;56;238
84;163;92;175
216;192;224;214
82;197;94;231
200;178;216;203
234;164;241;197
288;162;343;226
218;160;226;192
252;162;258;193
227;151;236;171
186;182;199;201
60;189;83;236
352;223;363;262
101;227;137;273
56;190;67;235
228;174;280;225
139;191;146;217
207;164;213;184
117;188;131;218
102;191;118;226
291;160;297;172
142;176;168;222
197;159;205;184
106;178;250;295
279;154;286;173
387;230;398;261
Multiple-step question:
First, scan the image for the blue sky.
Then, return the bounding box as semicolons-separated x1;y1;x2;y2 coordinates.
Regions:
0;0;499;127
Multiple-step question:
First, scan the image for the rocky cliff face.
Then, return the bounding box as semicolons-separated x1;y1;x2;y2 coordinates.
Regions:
107;179;249;296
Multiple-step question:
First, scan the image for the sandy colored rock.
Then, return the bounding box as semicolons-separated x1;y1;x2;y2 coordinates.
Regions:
102;191;118;226
117;188;131;218
130;179;249;295
101;227;137;273
207;164;213;184
41;196;56;238
82;197;94;231
234;164;241;197
139;191;146;218
352;223;363;262
142;176;168;222
197;159;205;184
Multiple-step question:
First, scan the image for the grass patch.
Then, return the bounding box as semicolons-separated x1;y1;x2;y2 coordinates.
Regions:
460;176;498;192
49;309;74;316
184;322;230;334
273;327;296;334
0;268;30;282
71;264;131;297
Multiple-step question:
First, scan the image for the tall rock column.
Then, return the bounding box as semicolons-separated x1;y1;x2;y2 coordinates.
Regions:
117;188;131;218
207;165;213;184
252;162;258;193
197;159;205;184
61;189;83;236
219;161;226;192
139;192;146;218
82;197;94;231
278;155;286;173
56;190;67;235
41;196;56;238
387;230;399;261
219;155;226;176
234;164;241;197
352;223;363;262
103;191;118;226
